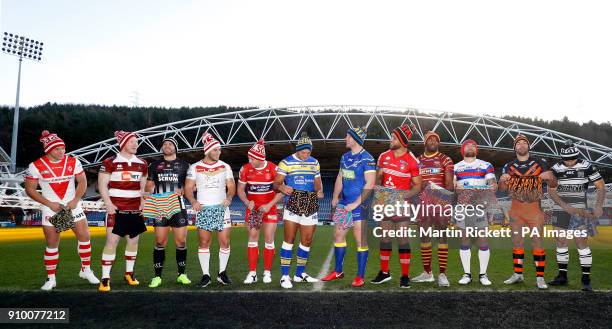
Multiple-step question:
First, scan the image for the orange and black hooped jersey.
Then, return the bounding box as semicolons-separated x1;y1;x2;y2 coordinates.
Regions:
502;156;549;203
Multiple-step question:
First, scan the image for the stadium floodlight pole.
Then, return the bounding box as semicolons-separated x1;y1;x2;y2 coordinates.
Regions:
1;32;44;173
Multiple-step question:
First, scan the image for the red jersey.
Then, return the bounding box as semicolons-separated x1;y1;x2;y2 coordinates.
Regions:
99;154;148;211
238;161;277;206
418;152;454;188
377;149;420;190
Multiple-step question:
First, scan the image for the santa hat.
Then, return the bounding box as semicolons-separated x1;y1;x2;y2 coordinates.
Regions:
392;124;413;147
513;134;530;150
115;130;136;150
248;139;266;161
424;130;440;143
202;132;220;155
39;130;65;153
461;139;478;156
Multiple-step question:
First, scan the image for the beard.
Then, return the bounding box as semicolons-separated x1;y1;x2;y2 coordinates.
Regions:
516;149;529;157
389;143;400;150
426;144;438;153
464;150;476;158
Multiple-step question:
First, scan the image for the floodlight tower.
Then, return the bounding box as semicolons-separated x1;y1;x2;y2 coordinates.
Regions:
1;32;44;173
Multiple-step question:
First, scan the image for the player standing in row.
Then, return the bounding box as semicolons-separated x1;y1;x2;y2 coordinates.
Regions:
146;138;192;288
322;127;376;287
548;141;606;291
412;131;454;287
98;131;149;292
184;133;236;288
500;134;557;290
453;139;497;286
237;139;284;284
371;124;422;288
274;133;323;289
25;130;100;291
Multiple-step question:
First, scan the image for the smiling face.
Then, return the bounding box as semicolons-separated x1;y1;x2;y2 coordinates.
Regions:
206;146;221;162
161;141;176;156
425;137;439;153
296;149;311;160
390;135;402;150
515;140;529;157
463;143;477;158
123;137;138;155
47;146;66;161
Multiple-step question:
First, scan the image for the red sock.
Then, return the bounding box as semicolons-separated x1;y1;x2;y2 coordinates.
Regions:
78;241;92;271
380;249;391;273
399;250;411;276
247;242;259;272
263;242;275;271
44;247;59;278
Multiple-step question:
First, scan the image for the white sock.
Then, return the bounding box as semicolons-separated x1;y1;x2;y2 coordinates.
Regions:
198;248;210;275
125;251;137;273
101;252;116;279
219;248;231;273
478;247;490;274
459;246;471;274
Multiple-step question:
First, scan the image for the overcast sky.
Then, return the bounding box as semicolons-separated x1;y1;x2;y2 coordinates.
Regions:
1;0;611;123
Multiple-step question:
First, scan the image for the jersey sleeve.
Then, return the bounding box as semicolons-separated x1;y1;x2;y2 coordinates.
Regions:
377;153;384;169
142;159;148;177
443;155;454;172
238;165;247;184
364;156;377;173
538;158;549;171
484;162;496;180
225;163;234;180
147;162;157;182
25;163;40;180
314;160;321;178
99;158;112;175
410;159;420;177
502;163;510;175
179;160;190;186
586;163;603;182
74;158;84;176
277;160;289;176
186;164;196;181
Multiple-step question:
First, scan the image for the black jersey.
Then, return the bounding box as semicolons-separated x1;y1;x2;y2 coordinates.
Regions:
502;156;549;203
551;159;603;211
148;159;190;194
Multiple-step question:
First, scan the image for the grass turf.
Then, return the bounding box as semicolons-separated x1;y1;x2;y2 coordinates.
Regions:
1;225;611;292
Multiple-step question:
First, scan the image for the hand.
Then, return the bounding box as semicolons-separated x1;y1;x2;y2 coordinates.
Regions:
564;206;581;216
67;199;79;210
344;202;359;212
106;202;118;215
48;202;63;213
593;206;603;218
175;188;184;196
247;200;255;211
331;197;339;208
192;201;202;212
259;203;272;214
540;171;553;181
140;198;145;210
222;198;231;207
500;174;511;183
280;185;293;196
317;190;324;199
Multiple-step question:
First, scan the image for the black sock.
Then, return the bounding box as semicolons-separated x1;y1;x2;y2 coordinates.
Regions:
154;246;165;277
176;247;187;275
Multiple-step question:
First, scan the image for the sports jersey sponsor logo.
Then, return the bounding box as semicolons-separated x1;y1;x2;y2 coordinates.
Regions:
420;168;442;175
294;175;306;185
342;169;355;180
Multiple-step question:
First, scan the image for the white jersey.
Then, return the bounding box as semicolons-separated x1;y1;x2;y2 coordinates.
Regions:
186;160;234;206
454;158;495;188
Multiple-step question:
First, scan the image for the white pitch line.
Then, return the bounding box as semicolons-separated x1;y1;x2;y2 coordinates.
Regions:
312;244;335;292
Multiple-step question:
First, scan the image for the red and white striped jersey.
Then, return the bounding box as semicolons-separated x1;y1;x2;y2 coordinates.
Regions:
238;161;277;206
99;154;148;211
377;149;420;190
25;155;84;203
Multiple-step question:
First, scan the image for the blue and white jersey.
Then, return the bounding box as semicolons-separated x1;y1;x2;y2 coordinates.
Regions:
277;154;321;193
454;158;495;188
339;149;376;205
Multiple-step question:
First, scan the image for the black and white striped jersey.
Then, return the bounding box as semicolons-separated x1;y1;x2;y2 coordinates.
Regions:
550;159;602;210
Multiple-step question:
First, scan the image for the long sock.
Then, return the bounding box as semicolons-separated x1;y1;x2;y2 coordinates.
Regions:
295;244;310;277
533;248;545;277
125;250;138;275
219;248;231;273
513;248;524;274
380;249;391;273
420;242;432;273
578;247;592;280
176;246;187;275
556;247;569;277
334;241;347;273
438;243;449;274
247;241;259;272
280;242;293;276
153;246;165;277
398;248;411;276
478;245;490;274
357;247;369;278
44;247;59;280
101;250;116;279
77;241;91;271
459;245;471;274
198;248;210;275
263;242;275;272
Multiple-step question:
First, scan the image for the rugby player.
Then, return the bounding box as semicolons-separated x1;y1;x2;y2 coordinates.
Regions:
25;130;100;290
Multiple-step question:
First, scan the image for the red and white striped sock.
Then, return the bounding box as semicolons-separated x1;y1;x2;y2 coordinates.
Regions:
44;247;59;280
101;252;115;279
125;251;138;275
78;241;92;271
